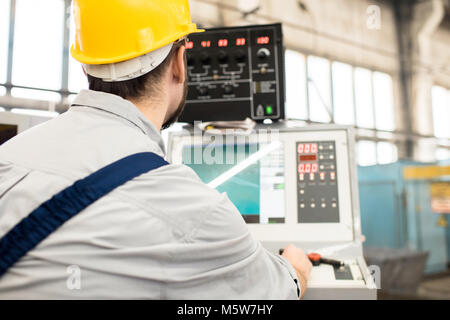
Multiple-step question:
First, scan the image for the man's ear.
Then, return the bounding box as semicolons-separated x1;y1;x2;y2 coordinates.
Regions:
172;46;186;84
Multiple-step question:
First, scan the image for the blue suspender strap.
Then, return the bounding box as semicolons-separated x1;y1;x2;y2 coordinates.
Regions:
0;152;168;278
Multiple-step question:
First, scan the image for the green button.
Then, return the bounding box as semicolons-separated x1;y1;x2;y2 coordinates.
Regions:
266;106;273;115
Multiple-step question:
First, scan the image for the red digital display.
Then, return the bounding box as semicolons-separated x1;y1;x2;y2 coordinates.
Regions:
218;39;228;47
257;36;270;45
236;38;246;46
201;41;211;48
298;163;319;174
299;155;317;162
297;143;318;154
186;41;194;49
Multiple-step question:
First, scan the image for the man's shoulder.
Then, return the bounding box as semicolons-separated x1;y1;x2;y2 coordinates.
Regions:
115;162;243;239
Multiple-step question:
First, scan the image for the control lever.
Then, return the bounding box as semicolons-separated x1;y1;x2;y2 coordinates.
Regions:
278;249;344;267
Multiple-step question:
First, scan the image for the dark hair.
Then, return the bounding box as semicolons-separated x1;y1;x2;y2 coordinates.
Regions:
87;40;186;100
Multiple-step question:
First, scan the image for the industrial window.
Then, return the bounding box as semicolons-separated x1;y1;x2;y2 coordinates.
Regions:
285;50;395;132
68;15;88;93
0;0;10;84
12;0;64;90
376;142;398;165
11;108;59;118
307;56;332;123
285;50;307;120
357;140;398;166
357;141;377;166
11;88;61;102
354;67;375;129
431;86;450;139
373;72;395;131
436;148;450;161
332;61;354;125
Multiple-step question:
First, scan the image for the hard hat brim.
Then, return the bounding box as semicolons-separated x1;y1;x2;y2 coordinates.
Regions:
71;24;204;65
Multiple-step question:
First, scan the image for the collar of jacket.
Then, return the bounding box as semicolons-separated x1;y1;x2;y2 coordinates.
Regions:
71;89;166;155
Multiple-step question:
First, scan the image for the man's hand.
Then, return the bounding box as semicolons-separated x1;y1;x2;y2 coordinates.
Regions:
282;244;313;299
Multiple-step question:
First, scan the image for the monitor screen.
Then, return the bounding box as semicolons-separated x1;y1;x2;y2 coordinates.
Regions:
0;124;18;146
182;142;285;224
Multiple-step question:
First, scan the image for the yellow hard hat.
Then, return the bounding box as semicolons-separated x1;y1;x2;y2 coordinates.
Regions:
71;0;204;65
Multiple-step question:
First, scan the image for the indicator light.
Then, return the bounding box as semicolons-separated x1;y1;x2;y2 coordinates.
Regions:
186;41;194;49
266;106;273;115
236;38;246;46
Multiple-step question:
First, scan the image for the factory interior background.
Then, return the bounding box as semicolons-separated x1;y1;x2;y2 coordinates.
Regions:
0;0;449;300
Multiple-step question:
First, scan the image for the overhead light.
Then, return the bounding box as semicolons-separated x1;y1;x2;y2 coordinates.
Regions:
237;0;261;18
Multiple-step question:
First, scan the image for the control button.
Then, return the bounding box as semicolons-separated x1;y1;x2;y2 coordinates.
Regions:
223;84;233;94
300;189;305;195
330;172;336;181
218;50;228;63
309;173;315;181
332;202;337;208
330;155;335;160
257;48;271;59
330;165;335;170
260;67;267;74
319;145;324;150
311;203;316;208
321;203;326;208
213;74;220;81
200;52;211;64
320;165;324;170
235;49;246;63
197;86;209;96
320;155;324;160
299;173;305;181
256;104;265;117
320;172;326;181
329;145;334;150
300;203;305;209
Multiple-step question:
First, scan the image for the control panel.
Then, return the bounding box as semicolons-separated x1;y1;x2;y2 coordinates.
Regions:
179;23;285;123
297;141;339;223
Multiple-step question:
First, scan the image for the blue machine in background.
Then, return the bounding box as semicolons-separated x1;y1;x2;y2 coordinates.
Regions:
358;161;449;274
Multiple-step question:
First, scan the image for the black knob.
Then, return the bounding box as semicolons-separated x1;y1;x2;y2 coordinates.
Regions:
223;84;233;94
235;49;246;63
198;86;208;96
217;50;228;63
200;52;211;64
257;48;271;59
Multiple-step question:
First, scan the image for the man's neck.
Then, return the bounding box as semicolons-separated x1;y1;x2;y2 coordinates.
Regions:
128;96;168;132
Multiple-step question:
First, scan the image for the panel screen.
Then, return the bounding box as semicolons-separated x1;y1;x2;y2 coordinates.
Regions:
182;142;285;224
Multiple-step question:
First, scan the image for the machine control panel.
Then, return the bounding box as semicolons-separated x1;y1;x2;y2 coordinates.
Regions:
179;23;285;123
296;141;339;223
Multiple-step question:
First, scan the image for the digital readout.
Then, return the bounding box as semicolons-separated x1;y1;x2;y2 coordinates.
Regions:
299;155;317;162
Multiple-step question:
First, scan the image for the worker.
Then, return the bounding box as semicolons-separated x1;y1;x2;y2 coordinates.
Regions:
0;0;312;299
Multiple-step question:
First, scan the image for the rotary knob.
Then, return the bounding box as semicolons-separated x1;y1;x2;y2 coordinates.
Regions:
235;49;247;63
200;52;211;65
257;48;271;60
217;50;228;63
197;86;209;96
223;84;233;94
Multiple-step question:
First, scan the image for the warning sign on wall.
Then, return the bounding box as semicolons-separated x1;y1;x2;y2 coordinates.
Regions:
430;182;450;214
